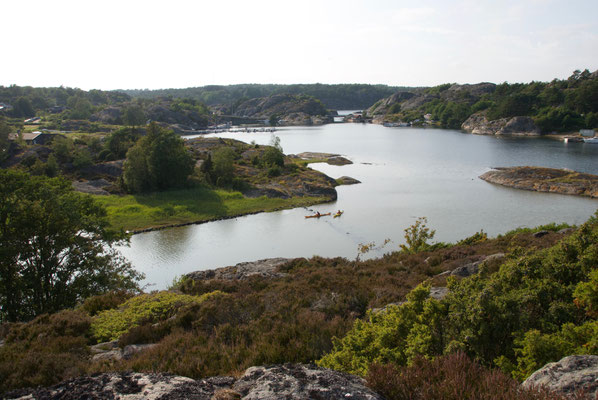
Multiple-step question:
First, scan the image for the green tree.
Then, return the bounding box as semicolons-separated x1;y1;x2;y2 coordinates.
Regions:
211;147;236;186
105;127;140;159
123;105;146;126
0;117;11;162
0;170;142;322
123;122;194;193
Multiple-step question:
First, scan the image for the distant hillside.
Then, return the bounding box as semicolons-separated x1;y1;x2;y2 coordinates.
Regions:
369;69;598;133
123;83;410;110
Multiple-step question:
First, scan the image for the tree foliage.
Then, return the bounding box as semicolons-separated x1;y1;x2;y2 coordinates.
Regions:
123;122;194;193
0;170;142;322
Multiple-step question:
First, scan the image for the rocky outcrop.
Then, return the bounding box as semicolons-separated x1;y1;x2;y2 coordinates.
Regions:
279;112;332;126
294;152;353;165
5;372;235;400
72;179;112;195
90;341;157;362
185;258;292;281
369;83;496;116
5;364;382;400
461;113;541;135
91;106;123;124
233;94;329;123
522;355;598;399
337;176;361;185
232;364;382;400
480;167;598;198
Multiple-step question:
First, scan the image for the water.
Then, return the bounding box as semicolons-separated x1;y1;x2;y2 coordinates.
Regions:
118;124;598;289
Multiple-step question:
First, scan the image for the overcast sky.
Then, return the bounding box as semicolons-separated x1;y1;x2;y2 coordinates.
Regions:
3;0;598;90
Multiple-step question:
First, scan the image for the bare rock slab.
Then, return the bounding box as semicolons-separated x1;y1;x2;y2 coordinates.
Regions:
232;364;383;400
522;355;598;399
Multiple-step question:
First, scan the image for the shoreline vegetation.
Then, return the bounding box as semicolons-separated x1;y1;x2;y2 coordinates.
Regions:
95;188;330;233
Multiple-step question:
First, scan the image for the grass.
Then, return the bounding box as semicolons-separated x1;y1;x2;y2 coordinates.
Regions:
95;186;326;231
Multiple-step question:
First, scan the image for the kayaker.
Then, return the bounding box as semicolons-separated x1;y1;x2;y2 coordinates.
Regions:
316;211;321;217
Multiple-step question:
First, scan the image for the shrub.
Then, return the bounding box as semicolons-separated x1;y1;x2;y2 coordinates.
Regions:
400;217;436;254
91;290;223;342
79;291;135;316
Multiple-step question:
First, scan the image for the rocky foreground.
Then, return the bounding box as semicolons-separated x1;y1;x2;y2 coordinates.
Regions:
5;364;382;400
480;166;598;198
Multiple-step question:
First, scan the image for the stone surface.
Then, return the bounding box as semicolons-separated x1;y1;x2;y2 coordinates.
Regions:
337;176;361;185
522;355;598;399
5;365;382;400
461;114;541;136
451;261;482;277
232;364;383;400
429;286;449;300
480;166;598;198
4;372;233;400
72;179;112;195
185;258;292;281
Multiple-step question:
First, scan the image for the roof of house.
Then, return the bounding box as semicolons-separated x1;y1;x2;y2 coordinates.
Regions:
21;132;43;141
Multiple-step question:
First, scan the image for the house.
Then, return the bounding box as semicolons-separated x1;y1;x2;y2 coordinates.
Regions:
580;129;595;137
24;117;41;124
20;131;65;145
0;102;13;112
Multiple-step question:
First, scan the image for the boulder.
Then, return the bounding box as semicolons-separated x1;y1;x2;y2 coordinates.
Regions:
185;258;291;281
522;355;598;399
231;364;383;400
451;261;481;277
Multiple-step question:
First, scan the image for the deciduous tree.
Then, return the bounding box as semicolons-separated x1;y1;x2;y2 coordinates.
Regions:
0;170;142;322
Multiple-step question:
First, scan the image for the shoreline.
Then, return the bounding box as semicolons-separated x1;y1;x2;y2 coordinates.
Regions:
125;196;334;235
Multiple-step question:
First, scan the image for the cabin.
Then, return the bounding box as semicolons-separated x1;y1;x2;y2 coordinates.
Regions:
0;102;13;113
20;131;65;145
580;129;595;137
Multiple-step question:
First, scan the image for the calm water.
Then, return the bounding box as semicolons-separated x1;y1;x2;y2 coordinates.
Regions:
118;124;598;289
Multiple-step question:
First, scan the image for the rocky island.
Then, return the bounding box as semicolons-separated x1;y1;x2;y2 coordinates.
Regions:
480;166;598;198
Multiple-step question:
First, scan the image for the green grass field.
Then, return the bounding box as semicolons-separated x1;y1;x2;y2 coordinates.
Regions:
95;186;326;231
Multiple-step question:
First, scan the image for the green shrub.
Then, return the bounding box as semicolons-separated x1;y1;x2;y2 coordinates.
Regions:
91;290;223;342
457;230;488;246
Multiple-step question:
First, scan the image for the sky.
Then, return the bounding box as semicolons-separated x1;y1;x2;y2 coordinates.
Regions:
3;0;598;90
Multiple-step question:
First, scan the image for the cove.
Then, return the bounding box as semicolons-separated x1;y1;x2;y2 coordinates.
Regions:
118;123;598;289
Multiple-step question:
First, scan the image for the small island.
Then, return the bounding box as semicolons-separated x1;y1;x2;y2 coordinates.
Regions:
480;166;598;198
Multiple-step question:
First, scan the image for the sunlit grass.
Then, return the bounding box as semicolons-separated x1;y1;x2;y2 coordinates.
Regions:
95;186;325;231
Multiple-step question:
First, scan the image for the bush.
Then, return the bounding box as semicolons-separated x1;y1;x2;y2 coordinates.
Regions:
400;217;436;254
79;291;135;316
90;291;223;342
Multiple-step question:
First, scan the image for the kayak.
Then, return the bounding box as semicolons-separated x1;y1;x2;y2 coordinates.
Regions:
333;211;344;218
305;212;331;219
